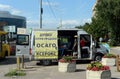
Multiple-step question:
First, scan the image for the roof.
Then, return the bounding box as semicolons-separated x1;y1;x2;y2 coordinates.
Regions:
0;11;26;20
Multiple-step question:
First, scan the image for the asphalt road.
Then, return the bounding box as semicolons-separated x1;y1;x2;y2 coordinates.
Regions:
0;47;120;79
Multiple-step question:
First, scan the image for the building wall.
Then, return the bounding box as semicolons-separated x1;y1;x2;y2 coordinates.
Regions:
92;0;100;18
0;11;26;33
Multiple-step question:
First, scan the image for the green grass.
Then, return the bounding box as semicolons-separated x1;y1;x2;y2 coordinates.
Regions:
5;69;26;77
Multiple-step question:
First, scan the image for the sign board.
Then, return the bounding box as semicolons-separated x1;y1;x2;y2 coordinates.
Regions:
3;25;16;32
9;25;15;32
17;28;26;34
34;30;58;59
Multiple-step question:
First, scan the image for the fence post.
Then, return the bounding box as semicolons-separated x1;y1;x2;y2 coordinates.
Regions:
17;56;21;70
116;55;120;72
22;55;24;69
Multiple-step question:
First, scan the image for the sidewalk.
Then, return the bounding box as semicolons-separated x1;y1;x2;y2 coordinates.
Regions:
0;61;120;79
110;46;120;55
0;47;120;79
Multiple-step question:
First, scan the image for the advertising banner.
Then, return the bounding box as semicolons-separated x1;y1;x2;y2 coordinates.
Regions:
35;30;58;59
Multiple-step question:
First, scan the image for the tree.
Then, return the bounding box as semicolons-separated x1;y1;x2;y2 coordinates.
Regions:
94;0;120;45
77;0;120;45
76;18;108;42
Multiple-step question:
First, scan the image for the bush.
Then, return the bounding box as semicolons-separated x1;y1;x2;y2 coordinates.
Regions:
87;61;110;71
5;69;26;77
59;56;75;63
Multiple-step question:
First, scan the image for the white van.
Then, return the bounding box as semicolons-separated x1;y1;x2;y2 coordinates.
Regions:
28;28;109;65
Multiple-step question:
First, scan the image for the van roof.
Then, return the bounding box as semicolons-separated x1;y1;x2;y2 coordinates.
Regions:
33;28;83;31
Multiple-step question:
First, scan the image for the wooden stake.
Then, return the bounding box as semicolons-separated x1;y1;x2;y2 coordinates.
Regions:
17;56;20;70
116;55;120;72
22;55;24;69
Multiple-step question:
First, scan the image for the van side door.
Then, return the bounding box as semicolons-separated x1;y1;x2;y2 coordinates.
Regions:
77;31;93;59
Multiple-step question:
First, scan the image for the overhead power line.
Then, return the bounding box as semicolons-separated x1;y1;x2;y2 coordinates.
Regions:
46;0;58;21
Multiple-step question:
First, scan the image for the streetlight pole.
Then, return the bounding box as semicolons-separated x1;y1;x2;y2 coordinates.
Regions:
40;0;43;28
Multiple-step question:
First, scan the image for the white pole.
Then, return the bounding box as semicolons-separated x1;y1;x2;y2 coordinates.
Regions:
40;0;42;28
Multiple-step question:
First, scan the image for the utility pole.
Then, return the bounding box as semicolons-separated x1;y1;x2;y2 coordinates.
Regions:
40;0;43;28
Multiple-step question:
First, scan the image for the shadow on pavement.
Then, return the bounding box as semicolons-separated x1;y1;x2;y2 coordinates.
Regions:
0;56;30;65
36;60;91;66
112;78;120;79
76;69;86;72
0;57;91;66
76;60;91;64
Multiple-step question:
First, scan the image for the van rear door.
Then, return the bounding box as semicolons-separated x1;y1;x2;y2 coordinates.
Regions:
16;34;30;57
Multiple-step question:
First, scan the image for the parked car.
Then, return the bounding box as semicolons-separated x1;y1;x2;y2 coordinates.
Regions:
94;42;109;61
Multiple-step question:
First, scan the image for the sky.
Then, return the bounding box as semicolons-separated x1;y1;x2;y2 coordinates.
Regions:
0;0;96;29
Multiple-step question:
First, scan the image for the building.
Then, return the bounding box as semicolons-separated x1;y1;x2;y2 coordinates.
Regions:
0;11;26;55
0;11;26;33
92;0;100;18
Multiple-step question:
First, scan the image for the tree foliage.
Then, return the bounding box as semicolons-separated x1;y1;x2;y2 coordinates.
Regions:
76;0;120;46
95;0;120;45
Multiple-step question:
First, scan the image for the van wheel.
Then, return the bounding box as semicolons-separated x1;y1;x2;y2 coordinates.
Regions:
41;60;52;66
3;51;8;58
5;51;8;56
94;55;102;61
